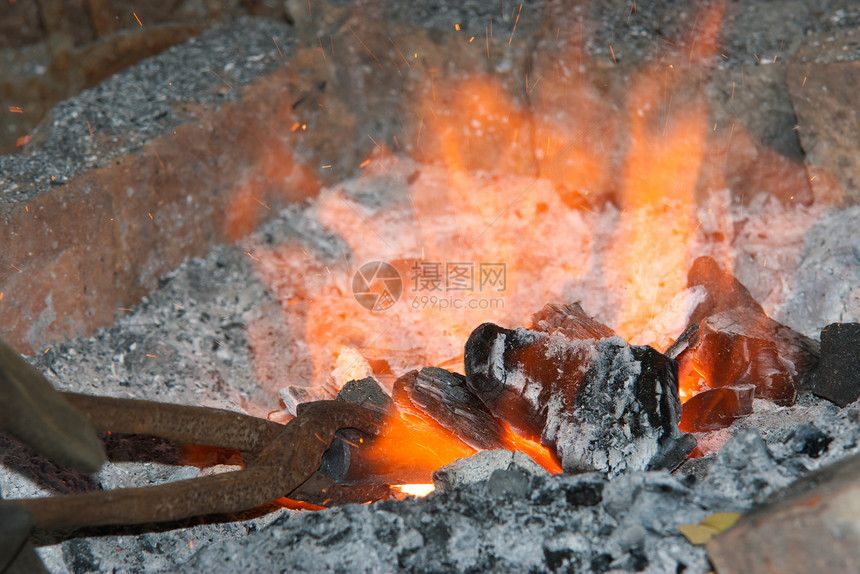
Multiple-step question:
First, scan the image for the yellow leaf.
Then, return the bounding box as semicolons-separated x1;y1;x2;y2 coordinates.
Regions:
700;512;741;532
678;523;720;545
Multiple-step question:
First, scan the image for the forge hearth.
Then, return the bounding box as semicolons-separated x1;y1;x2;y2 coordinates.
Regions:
2;1;860;573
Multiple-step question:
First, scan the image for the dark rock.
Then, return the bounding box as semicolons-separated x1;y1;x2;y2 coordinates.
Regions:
809;323;860;407
679;385;755;433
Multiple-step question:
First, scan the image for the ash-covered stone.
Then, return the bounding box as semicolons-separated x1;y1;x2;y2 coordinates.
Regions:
432;449;548;494
809;322;860;407
393;368;506;451
464;319;688;477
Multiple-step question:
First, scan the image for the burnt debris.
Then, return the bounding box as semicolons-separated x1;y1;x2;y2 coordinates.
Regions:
464;303;692;477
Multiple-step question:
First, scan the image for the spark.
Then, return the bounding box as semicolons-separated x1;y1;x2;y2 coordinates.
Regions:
731;81;735;99
359;159;371;168
154;150;165;169
392;135;400;149
25;206;28;212
367;134;381;149
133;12;142;26
148;212;154;221
455;24;461;31
334;435;360;448
291;122;300;132
9;264;21;272
416;116;424;147
86;120;93;136
145;354;157;358
387;35;411;68
317;37;326;61
314;433;326;444
118;308;134;312
207;70;233;89
528;74;542;94
321;164;332;168
609;45;617;63
469;36;474;43
253;197;271;210
245;251;260;262
272;37;283;57
772;54;777;63
508;4;522;45
172;303;184;309
0;292;3;301
486;25;490;58
43;348;51;354
801;76;807;88
349;25;383;69
8;106;22;113
721;53;728;59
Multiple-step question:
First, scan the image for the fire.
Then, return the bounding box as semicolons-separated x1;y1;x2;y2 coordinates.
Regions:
233;0;834;494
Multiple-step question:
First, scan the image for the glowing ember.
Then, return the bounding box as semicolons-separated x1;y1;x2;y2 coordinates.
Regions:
354;409;477;484
500;425;563;475
392;484;436;497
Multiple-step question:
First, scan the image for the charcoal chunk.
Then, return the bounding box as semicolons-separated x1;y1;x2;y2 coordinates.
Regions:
392;368;506;451
671;322;796;405
668;257;820;410
679;385;755;433
809;322;860;407
464;318;688;477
